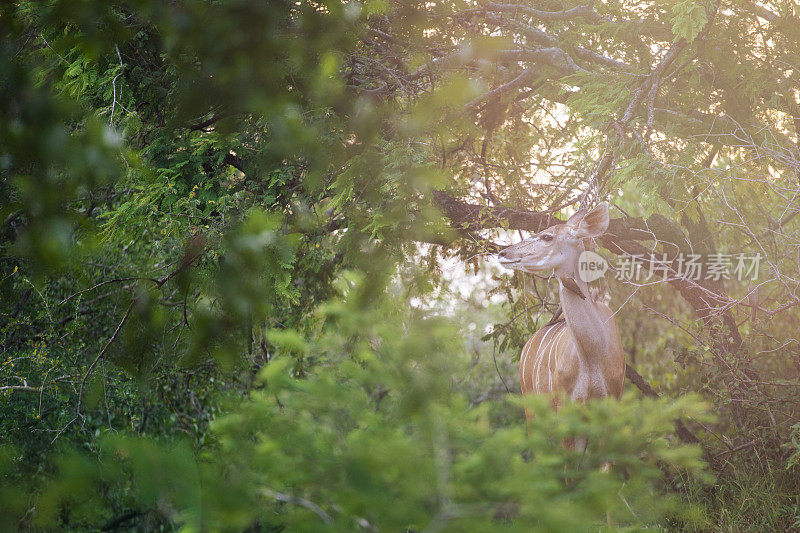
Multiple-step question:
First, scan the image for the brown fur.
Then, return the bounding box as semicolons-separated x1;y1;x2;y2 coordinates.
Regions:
499;203;626;422
519;303;625;402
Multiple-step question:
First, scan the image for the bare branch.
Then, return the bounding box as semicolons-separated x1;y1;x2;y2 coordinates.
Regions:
262;488;333;525
76;301;133;422
0;385;41;394
626;364;701;444
470;2;603;23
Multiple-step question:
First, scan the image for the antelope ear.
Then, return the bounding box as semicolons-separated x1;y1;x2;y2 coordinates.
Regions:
566;208;587;227
569;202;610;239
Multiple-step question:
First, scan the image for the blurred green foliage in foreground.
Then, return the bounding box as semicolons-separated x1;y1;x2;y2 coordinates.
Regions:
3;270;712;530
2;0;800;530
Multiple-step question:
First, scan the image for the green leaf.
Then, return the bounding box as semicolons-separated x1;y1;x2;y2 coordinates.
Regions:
671;1;708;42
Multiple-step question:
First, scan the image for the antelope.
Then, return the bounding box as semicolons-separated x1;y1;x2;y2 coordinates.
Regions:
497;203;625;438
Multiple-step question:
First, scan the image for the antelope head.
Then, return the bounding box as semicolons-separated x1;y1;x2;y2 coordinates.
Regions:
497;203;610;276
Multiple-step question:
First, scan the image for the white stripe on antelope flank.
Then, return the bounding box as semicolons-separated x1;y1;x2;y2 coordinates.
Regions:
534;323;559;390
546;323;566;391
520;337;534;390
549;326;567;390
532;326;551;390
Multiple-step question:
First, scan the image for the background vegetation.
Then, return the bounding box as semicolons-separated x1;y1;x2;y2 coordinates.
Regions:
1;0;799;530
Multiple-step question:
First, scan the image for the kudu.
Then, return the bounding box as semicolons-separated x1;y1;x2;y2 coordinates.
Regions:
497;203;625;434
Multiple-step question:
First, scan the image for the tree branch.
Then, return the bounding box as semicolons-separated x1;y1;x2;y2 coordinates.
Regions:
0;385;41;394
471;2;603;23
626;364;701;444
76;301;133;422
432;190;681;241
455;12;633;70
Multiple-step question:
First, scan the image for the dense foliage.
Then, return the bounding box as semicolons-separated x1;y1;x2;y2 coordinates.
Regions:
1;0;799;530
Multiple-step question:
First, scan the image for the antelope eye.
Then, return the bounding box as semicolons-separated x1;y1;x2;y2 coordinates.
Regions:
539;233;554;242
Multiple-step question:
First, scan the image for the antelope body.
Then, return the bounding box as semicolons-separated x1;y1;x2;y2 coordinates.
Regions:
498;203;625;409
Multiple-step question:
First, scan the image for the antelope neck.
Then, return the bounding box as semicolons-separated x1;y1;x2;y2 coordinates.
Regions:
557;253;610;364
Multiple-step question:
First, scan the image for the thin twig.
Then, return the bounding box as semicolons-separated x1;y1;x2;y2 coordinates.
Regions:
76;301;133;423
262;488;333;524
